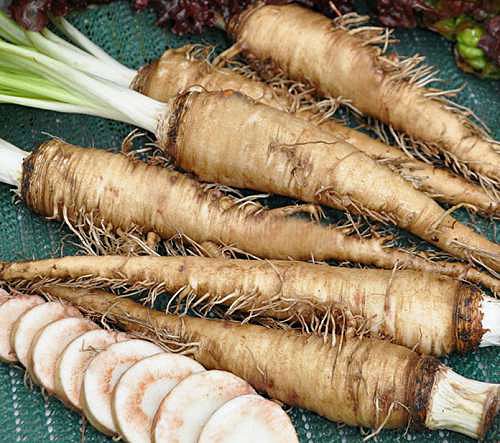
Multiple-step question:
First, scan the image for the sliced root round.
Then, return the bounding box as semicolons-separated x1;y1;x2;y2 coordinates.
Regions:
0;295;44;363
55;329;129;411
152;370;255;443
198;394;298;443
28;317;98;393
113;353;205;443
81;339;164;436
0;288;12;306
11;301;82;367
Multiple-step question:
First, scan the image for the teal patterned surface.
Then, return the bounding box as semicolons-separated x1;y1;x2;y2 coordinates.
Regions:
0;2;498;441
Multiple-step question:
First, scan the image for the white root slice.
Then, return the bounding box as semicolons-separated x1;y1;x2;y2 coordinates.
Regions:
81;339;164;436
0;288;11;305
198;394;299;443
112;353;205;443
152;370;255;443
28;317;98;393
480;296;500;347
0;295;44;362
425;366;499;439
55;329;129;411
11;301;82;367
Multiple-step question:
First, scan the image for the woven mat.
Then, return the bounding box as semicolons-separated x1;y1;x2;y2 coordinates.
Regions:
0;2;498;441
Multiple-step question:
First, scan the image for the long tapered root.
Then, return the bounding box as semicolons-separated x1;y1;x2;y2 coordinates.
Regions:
228;3;500;186
19;140;499;291
133;45;499;217
41;286;499;439
156;89;500;273
0;255;496;356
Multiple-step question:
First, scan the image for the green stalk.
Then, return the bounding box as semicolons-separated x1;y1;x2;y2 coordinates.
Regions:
0;11;30;46
0;70;90;105
0;93;133;123
26;30;136;86
51;16;132;73
0;38;165;132
0;11;136;87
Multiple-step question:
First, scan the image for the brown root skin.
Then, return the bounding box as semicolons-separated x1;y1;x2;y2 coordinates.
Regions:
20;140;499;290
0;256;488;357
455;285;487;354
135;46;290;113
229;3;500;186
159;89;500;272
321;121;499;217
134;46;498;217
42;286;498;439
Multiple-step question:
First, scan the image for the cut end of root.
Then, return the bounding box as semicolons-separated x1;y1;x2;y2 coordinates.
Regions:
480;296;500;348
425;367;499;439
0;138;28;188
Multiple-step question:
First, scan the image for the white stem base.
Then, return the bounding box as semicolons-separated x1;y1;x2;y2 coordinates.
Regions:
53;17;137;79
480;296;500;347
0;138;28;187
425;367;499;439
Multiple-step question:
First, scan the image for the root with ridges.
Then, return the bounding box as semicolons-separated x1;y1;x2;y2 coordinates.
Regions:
361;33;500;189
159;90;499;270
228;3;500;187
19;140;500;290
57;207;500;294
1;254;495;355
1;273;368;346
132;40;499;217
31;286;500;439
144;51;499;221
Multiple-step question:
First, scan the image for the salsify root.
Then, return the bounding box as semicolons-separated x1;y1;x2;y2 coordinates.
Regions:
156;89;500;274
41;286;499;440
9;138;499;291
227;3;500;186
11;13;496;216
1;255;498;356
0;32;498;271
133;46;498;216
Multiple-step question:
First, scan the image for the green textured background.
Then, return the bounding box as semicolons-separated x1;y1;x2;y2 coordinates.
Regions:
0;2;498;441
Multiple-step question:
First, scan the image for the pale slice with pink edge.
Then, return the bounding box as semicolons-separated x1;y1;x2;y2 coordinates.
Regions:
55;329;129;410
112;353;205;443
11;301;82;367
28;317;98;393
81;339;164;436
0;288;11;306
0;295;44;363
198;394;299;443
152;370;255;443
